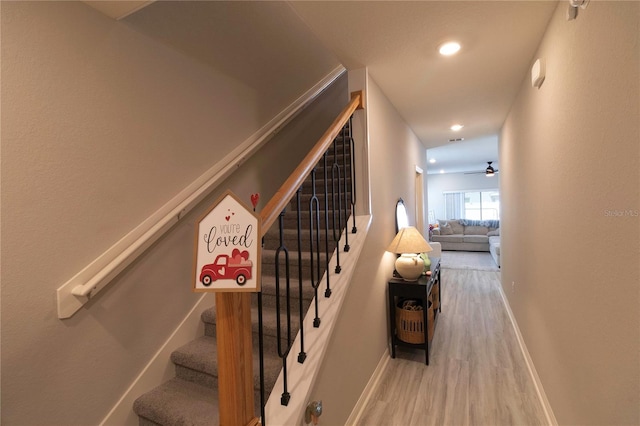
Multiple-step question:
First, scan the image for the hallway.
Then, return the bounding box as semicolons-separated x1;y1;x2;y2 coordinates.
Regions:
355;268;548;425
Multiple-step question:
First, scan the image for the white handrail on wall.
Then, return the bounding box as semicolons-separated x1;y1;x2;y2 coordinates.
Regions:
57;65;346;319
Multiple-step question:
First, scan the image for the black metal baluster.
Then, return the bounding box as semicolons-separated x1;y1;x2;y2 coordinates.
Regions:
340;124;350;252
296;188;307;364
309;168;322;327
349;117;358;234
253;110;364;417
322;153;332;298
331;138;343;273
257;290;266;425
275;210;291;406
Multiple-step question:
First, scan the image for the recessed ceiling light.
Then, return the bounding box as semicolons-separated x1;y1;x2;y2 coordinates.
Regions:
429;158;436;164
450;124;464;131
438;41;461;56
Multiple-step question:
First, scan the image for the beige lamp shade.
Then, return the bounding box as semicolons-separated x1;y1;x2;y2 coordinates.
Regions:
387;226;432;281
386;226;432;255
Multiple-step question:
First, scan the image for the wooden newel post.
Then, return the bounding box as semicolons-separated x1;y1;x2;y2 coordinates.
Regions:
216;292;258;426
193;191;262;426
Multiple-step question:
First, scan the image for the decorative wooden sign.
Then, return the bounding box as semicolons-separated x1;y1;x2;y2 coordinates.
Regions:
193;191;261;292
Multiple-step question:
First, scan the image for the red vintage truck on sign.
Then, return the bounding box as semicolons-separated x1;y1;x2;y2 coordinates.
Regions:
199;248;253;286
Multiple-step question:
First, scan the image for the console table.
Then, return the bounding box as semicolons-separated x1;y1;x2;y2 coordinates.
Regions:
388;257;441;365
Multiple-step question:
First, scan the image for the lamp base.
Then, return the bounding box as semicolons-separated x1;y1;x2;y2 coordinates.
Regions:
395;254;424;281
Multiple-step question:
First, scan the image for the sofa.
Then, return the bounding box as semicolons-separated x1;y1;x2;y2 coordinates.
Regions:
488;236;501;267
431;219;501;267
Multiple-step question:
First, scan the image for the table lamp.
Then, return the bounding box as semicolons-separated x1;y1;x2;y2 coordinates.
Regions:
386;226;433;281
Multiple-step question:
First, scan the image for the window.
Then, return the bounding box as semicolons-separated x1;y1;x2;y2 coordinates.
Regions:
444;190;500;220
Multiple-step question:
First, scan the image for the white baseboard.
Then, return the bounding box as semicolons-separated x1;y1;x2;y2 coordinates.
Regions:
498;286;557;426
345;348;390;425
99;293;215;426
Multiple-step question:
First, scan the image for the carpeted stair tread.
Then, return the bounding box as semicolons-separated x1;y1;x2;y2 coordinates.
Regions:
298;165;350;179
262;247;329;258
171;336;218;377
171;335;283;395
261;248;328;266
280;211;353;230
201;304;304;340
134;126;351;424
260;274;317;301
133;378;219;426
262;234;341;258
261;249;329;277
262;227;337;250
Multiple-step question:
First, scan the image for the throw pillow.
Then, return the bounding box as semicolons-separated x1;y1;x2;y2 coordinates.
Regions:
487;228;500;237
440;223;453;235
449;220;464;235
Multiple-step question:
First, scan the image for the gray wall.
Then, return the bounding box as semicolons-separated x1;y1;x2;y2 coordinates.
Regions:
501;2;639;424
309;72;429;425
0;2;342;424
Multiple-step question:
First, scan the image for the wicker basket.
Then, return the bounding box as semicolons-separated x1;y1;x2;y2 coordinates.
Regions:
395;298;434;344
432;282;440;310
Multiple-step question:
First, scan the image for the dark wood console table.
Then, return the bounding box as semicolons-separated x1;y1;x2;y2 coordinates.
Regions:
388;257;441;365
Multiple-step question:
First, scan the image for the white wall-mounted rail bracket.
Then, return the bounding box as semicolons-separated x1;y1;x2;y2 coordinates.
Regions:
57;215;180;318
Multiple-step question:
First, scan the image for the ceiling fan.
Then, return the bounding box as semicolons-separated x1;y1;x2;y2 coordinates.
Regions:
465;161;499;177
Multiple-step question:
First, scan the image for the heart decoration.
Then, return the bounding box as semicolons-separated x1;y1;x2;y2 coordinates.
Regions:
250;193;260;210
225;215;231;221
232;248;250;261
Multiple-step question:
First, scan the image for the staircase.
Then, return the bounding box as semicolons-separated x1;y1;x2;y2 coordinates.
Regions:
133;136;352;425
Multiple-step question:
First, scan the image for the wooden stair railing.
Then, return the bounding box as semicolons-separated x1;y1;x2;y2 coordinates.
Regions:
216;90;364;426
260;90;364;232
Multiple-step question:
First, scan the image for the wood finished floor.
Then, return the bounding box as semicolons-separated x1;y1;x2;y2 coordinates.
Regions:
355;269;548;426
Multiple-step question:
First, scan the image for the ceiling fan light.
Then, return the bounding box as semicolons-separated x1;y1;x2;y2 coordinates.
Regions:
485;161;495;176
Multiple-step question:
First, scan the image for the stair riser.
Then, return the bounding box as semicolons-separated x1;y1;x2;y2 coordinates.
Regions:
304;158;353;170
286;202;354;217
297;191;352;202
307;163;352;178
279;213;353;229
260;276;314;298
291;190;352;204
261;261;330;278
301;178;352;193
172;341;285;399
138;417;162;426
175;365;216;390
324;140;352;149
257;284;316;305
133;123;355;424
262;236;339;253
203;312;308;344
203;322;299;357
264;224;347;237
